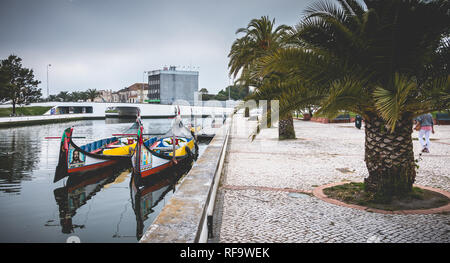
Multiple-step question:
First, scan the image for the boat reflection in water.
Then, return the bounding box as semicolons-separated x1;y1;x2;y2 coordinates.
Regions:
53;165;130;234
130;157;194;240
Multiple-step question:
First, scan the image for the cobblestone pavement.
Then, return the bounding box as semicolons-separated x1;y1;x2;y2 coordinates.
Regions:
211;114;450;243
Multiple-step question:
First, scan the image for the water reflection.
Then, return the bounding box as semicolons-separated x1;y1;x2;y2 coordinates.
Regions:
130;163;192;240
53;166;129;234
0;129;41;193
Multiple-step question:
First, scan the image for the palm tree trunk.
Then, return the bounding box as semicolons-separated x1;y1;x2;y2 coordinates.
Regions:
262;101;272;128
279;114;295;140
363;115;416;198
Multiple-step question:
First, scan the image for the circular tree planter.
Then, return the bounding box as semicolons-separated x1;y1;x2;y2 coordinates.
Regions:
313;182;450;214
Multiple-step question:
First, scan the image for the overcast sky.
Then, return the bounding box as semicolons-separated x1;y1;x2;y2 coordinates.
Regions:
0;0;314;96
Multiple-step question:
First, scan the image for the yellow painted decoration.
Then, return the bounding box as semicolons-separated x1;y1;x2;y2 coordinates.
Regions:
190;125;202;133
169;139;194;157
103;143;136;156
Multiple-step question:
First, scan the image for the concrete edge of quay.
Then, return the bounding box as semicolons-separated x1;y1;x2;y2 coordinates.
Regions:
0;114;105;128
139;115;233;243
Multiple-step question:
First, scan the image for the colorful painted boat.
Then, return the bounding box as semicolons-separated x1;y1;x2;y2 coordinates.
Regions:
54;120;141;182
132;116;198;186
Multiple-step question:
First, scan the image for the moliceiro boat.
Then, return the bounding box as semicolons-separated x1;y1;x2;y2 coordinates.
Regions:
54;120;142;183
132;116;198;186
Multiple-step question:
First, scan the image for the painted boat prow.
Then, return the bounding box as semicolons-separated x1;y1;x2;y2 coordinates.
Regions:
54;128;134;183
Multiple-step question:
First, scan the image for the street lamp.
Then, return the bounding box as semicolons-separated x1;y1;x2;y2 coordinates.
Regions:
47;64;51;98
142;71;148;103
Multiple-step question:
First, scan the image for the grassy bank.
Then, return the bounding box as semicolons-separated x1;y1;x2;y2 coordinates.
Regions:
0;106;53;117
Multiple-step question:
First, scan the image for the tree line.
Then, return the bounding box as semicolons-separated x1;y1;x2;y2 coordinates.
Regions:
199;85;249;101
47;89;99;102
0;54;101;114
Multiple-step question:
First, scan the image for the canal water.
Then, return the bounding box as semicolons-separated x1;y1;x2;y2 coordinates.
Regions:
0;117;213;242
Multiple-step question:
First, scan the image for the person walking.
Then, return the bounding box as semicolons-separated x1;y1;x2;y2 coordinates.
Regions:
415;113;435;153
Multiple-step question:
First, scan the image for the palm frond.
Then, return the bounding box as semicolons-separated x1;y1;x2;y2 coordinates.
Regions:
317;75;372;119
373;74;417;132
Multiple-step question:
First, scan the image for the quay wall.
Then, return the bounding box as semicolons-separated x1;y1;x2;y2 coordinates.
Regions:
0;113;104;128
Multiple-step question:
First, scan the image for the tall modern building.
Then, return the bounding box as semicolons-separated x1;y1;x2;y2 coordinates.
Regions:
146;66;199;105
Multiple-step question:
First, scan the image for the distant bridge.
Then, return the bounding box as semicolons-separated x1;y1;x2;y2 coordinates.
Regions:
8;101;238;118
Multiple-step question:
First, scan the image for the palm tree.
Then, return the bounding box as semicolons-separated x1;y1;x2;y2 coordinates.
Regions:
256;0;450;197
86;89;99;102
47;94;57;102
56;91;70;102
70;91;83;102
228;16;296;138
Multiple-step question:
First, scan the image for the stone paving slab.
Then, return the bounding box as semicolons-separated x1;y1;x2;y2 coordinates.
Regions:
219;189;450;243
224;152;366;191
213;114;450;243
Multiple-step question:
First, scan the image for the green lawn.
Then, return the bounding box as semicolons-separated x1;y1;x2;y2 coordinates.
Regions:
0;106;53;117
292;112;304;118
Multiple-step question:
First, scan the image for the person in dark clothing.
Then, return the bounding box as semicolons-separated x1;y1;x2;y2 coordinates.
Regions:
355;115;362;129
